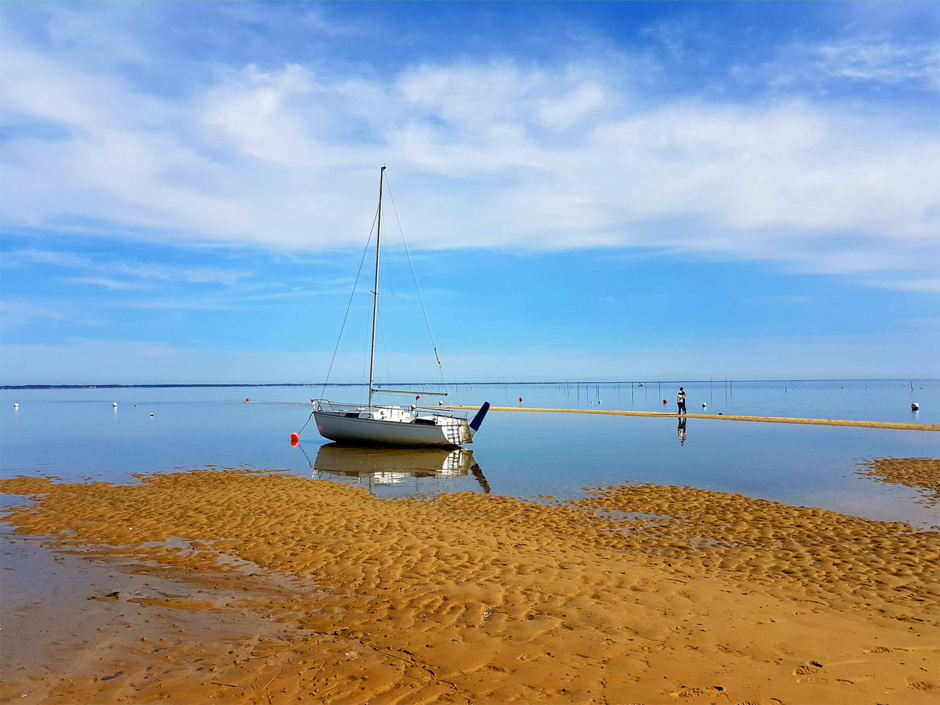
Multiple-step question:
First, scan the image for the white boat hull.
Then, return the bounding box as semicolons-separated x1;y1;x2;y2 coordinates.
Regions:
313;444;477;476
314;411;470;446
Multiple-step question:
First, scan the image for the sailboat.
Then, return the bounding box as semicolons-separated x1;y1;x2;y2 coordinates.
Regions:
311;167;489;447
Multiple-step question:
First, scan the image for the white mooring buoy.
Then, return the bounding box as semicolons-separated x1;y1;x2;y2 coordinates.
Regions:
113;402;118;408
702;402;707;409
14;402;19;409
911;403;920;411
150;412;155;417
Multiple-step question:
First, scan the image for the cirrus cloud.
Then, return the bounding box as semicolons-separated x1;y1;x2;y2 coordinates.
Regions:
0;5;937;294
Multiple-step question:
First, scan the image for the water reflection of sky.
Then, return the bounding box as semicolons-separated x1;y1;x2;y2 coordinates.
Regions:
1;384;938;528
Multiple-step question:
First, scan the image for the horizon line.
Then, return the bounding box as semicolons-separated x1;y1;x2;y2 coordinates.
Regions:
2;378;936;391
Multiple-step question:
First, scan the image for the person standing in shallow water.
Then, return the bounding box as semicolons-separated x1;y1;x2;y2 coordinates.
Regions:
677;387;687;415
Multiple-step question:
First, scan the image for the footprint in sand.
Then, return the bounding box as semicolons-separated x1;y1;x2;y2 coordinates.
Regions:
667;686;704;698
908;681;938;691
667;686;726;698
793;660;823;675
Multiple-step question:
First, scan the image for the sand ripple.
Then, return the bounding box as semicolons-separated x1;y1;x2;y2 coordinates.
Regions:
2;469;938;704
858;457;940;505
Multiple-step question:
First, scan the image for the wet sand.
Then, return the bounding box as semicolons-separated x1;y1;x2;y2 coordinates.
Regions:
463;406;940;431
2;466;938;704
859;458;940;505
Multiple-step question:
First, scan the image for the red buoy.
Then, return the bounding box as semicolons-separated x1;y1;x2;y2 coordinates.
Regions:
290;432;300;446
663;399;668;405
246;398;250;402
519;397;523;403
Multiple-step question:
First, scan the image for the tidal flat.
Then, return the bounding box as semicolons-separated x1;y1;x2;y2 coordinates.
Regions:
2;466;938;704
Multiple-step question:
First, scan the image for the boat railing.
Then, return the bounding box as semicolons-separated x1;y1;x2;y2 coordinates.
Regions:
314;398;465;420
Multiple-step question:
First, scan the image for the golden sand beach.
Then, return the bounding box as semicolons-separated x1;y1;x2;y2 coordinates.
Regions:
1;464;938;704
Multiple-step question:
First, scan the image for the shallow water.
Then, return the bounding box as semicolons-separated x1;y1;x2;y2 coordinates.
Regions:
1;382;938;528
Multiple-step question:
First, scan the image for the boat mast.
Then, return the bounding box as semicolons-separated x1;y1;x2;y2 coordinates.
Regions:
368;166;385;408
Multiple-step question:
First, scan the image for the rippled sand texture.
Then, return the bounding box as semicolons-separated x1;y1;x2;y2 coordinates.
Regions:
859;457;940;505
1;470;938;704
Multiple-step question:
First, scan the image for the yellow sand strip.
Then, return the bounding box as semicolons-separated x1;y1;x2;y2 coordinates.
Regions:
1;469;938;704
446;405;940;431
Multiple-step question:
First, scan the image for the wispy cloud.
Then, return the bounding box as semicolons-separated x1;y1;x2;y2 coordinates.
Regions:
738;35;940;92
3;249;252;288
867;278;940;294
0;4;937;292
748;295;813;305
2;249;94;268
815;38;940;89
640;14;717;65
0;299;105;328
64;277;151;291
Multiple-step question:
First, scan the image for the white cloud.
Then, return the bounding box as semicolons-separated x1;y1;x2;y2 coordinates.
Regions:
2;249;253;287
201;63;319;164
741;36;940;92
868;279;940;294
2;249;94;268
65;277;151;291
0;10;937;289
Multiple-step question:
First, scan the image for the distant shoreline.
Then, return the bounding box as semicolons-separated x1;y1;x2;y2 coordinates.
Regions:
2;378;937;391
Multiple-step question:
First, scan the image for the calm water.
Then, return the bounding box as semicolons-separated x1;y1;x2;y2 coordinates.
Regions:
2;381;938;528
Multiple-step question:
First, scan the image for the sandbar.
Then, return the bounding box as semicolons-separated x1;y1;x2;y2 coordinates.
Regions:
457;406;940;431
1;465;938;704
859;458;940;505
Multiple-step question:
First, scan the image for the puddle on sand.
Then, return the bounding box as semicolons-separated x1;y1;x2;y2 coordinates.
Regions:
0;524;320;702
133;535;319;592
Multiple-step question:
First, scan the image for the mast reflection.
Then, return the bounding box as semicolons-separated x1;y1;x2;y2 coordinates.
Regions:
311;443;489;493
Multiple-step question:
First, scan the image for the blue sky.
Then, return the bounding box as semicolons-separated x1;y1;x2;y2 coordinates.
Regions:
1;1;938;385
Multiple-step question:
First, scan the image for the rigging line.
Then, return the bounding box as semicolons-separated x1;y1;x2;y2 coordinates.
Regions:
378;307;392;386
384;175;449;392
319;204;380;399
381;220;394;299
377;218;393;386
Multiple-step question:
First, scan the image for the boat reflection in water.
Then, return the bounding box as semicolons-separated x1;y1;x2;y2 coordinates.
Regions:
312;443;490;494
